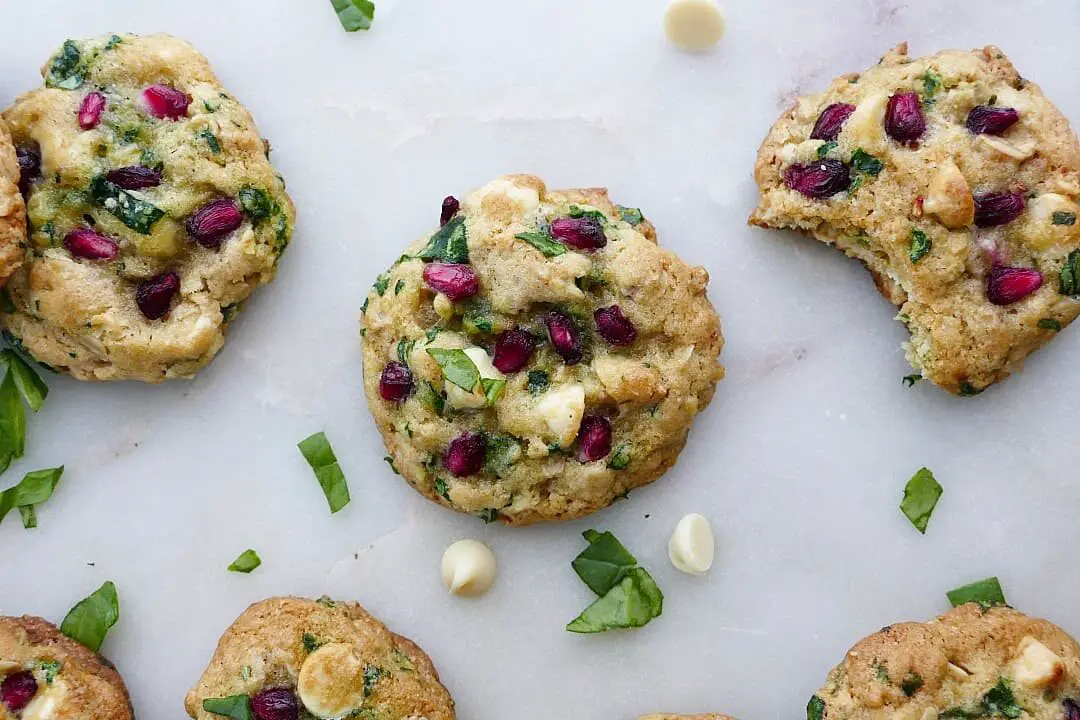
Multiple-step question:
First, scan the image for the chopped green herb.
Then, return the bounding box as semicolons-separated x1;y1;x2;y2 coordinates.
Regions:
900;467;942;534
433;476;451;501
571;530;638;595
60;581;119;653
373;272;390;296
462;300;494;334
104;35;124;51
227;549;261;574
909;228;932;263
425;327;441;343
568;205;607;224
817;141;838;159
526;370;550;395
239;187;275;222
383;455;399;475
3;350;48;412
852;148;884;176
1052;211;1077;226
607;443;631;470
873;662;890;682
920;70;943;104
363;664;383;696
959;382;982;397
902;374;923;387
0;467;64;529
617;206;644;225
419;381;445;416
576;267;608;292
360;297;369;314
394;279;405;295
416;216;468;264
1060;250;1080;296
566;567;663;633
202;695;252;720
942;678;1020;718
396;338;415;365
302;632;321;653
426;348;480;392
331;0;375;31
515;231;566;257
239;665;252;681
1038;318;1062;331
901;672;924;696
481;378;506;405
477;508;500;523
46;40;84;90
88;177;164;234
38;661;61;684
848;175;864;194
316;595;337;608
297;432;351;514
198;128;221;153
807;695;826;720
947;577;1006;609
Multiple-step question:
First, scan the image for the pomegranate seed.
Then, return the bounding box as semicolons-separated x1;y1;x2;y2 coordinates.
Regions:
136;271;180;320
594;305;637;347
974;192;1026;228
105;165;162;190
251;688;298;720
783;159;851;199
422;262;478;300
966;105;1019;136
578;415;613;462
63;227;118;260
986;266;1042;305
440;196;459;226
77;91;106;130
544;311;583;365
378;361;413;401
810;103;856;141
492;329;535;373
1;671;38;712
884;92;926;144
1064;699;1080;720
550;217;606;251
16;146;40;196
186;199;243;248
138;84;191;120
444;432;485;477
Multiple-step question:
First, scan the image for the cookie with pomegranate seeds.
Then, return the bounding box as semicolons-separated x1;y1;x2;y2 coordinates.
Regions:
184;596;455;720
0;615;133;720
360;174;724;526
811;604;1080;720
0;33;294;382
749;42;1080;395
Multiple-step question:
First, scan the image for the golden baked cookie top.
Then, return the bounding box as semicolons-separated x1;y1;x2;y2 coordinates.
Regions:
1;33;294;382
0;615;133;720
361;174;723;525
749;43;1080;394
811;604;1080;720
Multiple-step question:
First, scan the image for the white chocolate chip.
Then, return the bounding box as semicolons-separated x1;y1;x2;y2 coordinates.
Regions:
440;539;497;597
20;680;66;720
663;0;725;52
977;134;1037;161
297;643;366;718
922;160;974;229
841;91;889;153
668;513;715;575
432;292;454;321
444;346;504;410
1011;636;1066;688
534;382;586;447
947;662;970;680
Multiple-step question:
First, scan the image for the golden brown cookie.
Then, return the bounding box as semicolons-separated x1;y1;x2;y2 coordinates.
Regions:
1;33;294;382
185;597;455;720
361;174;724;525
0;615;132;720
749;43;1080;395
809;604;1080;719
0;119;26;289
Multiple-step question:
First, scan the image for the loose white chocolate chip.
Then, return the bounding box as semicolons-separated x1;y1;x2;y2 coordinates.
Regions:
297;643;366;718
663;0;725;52
668;513;715;575
441;539;497;597
1011;636;1066;688
432;292;454;321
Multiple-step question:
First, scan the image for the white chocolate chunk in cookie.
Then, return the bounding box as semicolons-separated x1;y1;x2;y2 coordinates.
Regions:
840;91;889;153
432;293;454;321
297;643;367;718
1010;636;1066;688
445;347;504;410
592;355;660;403
663;0;725;52
535;382;586;447
440;539;497;597
923;160;974;229
976;134;1037;161
1023;193;1080;250
21;679;66;720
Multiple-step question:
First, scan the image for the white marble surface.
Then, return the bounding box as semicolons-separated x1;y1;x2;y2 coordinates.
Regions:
2;1;1080;718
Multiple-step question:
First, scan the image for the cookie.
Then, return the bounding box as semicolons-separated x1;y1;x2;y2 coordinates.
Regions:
361;174;723;525
810;604;1080;719
749;43;1080;395
0;120;26;289
0;615;133;720
1;33;294;382
184;597;455;720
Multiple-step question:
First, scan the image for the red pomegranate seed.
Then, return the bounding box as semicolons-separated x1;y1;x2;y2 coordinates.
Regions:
1;671;38;712
138;85;191;120
986;266;1042;305
492;329;535;373
77;91;106;130
884;92;926;144
16;146;40;196
444;432;485;477
810;103;856;141
378;361;414;401
105;165;163;190
594;305;637;347
251;688;298;720
966;105;1020;136
974;191;1026;228
63;227;119;261
422;262;478;300
136;272;180;320
783;159;851;199
545;311;583;365
440;196;459;226
186;199;243;248
578;415;613;462
550;217;606;251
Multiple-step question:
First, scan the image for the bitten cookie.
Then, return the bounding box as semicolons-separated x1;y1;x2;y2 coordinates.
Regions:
809;604;1080;719
0;615;133;720
0;120;26;289
1;33;294;382
749;43;1080;395
361;174;723;526
185;597;455;720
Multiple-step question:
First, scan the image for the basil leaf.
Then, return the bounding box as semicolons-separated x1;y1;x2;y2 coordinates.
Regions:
942;678;1020;719
46;40;84;90
0;371;25;472
946;576;1006;609
199;128;221;154
481;378;506;405
238;187;275;222
363;664;383;696
900;467;942;534
297;432;351;514
202;695;252;720
608;443;631;470
910;228;932;263
807;695;826;720
568;205;607;224
0;466;64;528
920;70;943;103
572;530;638;595
1060;250;1080;296
373;272;390;296
416;216;468;264
1052;211;1077;226
851;148;884;176
526;370;549;395
38;661;61;684
60;581;119;652
566;567;663;633
2;350;48;412
617;206;644;225
88;177;164;234
426;348;479;392
1038;318;1062;331
484;434;521;477
227;549;262;573
515;231;566;258
330;0;375;31
817;141;838;159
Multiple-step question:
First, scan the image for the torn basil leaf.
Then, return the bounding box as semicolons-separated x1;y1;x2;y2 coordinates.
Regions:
515;231;566;258
0;466;64;529
910;228;932;263
331;0;375;31
571;530;638;595
817;141;838;159
902;374;923;387
47;40;84;89
1060;250;1080;296
1038;318;1062;331
568;205;607;224
1051;211;1076;226
526;370;549;395
416;216;468;264
608;443;631;470
946;576;1006;609
566;567;663;633
851;148;884;176
88;177;164;234
297;432;351;514
900;467;942;534
2;350;48;412
228;549;262;574
807;695;826;720
618;206;644;225
0;370;25;473
202;695;252;720
238;186;274;222
60;581;119;652
484;434;521;477
426;348;480;392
